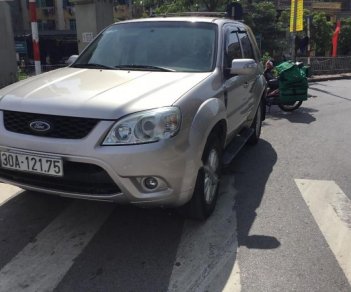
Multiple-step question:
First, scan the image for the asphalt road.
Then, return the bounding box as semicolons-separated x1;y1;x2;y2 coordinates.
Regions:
0;79;350;292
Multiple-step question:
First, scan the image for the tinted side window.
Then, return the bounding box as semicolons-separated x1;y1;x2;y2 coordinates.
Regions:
238;32;254;59
226;31;242;68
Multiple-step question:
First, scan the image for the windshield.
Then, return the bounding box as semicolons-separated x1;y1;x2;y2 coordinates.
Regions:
74;21;218;72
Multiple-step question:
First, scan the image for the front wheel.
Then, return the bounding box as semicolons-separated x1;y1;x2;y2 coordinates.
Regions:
179;132;222;220
278;101;303;112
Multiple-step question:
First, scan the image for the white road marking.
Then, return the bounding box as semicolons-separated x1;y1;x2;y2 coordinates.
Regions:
167;175;241;292
0;183;23;206
0;201;114;292
222;260;241;292
295;179;351;285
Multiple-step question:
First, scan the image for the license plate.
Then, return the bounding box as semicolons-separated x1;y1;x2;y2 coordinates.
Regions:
0;151;63;177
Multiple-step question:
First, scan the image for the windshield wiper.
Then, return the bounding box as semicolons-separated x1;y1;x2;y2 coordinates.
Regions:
71;63;115;70
114;64;175;72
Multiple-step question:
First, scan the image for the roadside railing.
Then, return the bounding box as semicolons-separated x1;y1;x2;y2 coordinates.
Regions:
296;56;351;75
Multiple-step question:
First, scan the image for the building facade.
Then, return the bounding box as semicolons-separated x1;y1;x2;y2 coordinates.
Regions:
275;0;351;18
9;0;78;65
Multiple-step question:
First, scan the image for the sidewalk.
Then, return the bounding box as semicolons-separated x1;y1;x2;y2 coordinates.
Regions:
308;72;351;82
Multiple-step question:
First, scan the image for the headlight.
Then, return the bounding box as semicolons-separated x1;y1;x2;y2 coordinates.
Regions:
102;107;181;145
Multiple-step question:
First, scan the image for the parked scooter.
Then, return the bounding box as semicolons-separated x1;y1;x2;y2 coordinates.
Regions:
266;85;303;112
264;60;308;112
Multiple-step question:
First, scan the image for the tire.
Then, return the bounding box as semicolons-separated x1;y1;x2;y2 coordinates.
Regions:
248;100;263;145
180;132;222;220
278;101;303;112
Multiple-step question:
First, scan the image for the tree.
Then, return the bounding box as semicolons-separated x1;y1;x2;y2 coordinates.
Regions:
248;1;278;55
155;0;189;14
310;12;333;56
338;18;351;55
201;0;221;11
155;0;225;13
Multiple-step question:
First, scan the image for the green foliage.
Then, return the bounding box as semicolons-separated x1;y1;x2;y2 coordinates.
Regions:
155;0;225;13
155;0;188;14
261;51;272;65
338;18;351;55
249;1;280;56
17;68;28;81
311;12;333;56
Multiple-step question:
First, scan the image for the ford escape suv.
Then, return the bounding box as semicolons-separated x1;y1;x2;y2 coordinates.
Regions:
0;16;266;219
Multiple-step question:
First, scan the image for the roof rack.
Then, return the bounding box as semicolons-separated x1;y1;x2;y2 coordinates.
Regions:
155;12;229;18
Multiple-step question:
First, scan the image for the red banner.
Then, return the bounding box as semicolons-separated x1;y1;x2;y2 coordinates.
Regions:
332;20;341;57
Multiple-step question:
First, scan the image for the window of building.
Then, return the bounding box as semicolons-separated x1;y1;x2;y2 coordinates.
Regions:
69;19;76;31
46;0;54;7
63;0;74;8
37;20;43;31
37;20;56;31
46;19;56;30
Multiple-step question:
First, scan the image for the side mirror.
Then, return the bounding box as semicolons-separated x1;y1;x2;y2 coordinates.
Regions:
230;59;257;75
65;55;79;65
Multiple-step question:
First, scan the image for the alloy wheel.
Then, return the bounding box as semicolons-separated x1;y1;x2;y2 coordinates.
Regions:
203;148;219;205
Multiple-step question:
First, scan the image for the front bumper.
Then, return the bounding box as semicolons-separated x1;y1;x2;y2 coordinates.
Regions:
0;113;199;207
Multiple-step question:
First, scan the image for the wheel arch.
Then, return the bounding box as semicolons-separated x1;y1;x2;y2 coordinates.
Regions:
188;98;227;167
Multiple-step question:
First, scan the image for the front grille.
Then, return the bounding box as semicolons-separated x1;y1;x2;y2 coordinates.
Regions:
4;111;98;139
0;162;121;195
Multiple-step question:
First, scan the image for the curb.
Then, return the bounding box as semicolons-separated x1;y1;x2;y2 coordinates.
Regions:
308;74;351;82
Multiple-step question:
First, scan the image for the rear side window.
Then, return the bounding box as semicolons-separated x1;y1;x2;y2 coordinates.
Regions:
238;32;254;59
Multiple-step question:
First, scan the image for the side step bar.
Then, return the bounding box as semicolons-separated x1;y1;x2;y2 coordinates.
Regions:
222;128;254;166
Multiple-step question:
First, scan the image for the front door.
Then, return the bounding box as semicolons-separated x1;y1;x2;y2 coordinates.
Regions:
223;26;249;134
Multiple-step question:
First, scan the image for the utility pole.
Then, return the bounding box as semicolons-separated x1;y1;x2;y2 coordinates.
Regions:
0;2;17;88
307;15;311;65
291;0;298;62
29;0;41;75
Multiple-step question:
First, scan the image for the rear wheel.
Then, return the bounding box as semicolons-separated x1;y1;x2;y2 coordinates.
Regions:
278;101;303;112
180;132;222;220
248;100;263;145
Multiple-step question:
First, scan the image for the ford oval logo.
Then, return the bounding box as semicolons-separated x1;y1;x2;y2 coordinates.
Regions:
29;121;51;133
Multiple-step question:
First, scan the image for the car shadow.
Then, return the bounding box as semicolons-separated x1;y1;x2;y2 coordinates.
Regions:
224;139;279;250
0;190;183;292
0;191;70;270
266;105;318;124
55;204;184;292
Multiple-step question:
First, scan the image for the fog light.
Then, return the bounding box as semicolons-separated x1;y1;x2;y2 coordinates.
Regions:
144;177;158;190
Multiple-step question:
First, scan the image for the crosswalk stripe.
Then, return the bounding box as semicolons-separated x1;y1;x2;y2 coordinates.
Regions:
0;200;114;292
222;260;241;292
295;179;351;285
0;183;23;206
167;175;240;291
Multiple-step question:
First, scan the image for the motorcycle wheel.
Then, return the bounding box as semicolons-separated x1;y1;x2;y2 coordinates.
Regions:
278;101;303;112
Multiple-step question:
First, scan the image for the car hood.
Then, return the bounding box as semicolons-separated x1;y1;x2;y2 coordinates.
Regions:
0;67;212;119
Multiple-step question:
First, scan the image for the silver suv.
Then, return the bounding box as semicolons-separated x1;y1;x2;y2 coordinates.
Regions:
0;17;266;219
